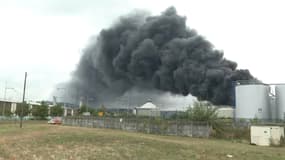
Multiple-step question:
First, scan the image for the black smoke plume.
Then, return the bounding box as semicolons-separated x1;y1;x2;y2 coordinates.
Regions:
69;7;254;106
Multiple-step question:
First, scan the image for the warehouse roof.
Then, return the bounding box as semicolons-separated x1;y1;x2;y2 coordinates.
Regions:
138;102;157;109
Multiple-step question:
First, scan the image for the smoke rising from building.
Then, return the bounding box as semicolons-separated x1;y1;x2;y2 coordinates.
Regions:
68;7;254;106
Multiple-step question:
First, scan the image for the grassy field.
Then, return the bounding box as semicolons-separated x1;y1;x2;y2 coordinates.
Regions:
0;122;285;160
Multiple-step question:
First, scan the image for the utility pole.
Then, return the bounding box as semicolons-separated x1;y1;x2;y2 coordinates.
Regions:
20;72;27;128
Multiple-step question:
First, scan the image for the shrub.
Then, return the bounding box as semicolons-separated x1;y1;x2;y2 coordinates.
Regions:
31;102;48;120
15;102;30;117
187;101;218;123
50;105;64;117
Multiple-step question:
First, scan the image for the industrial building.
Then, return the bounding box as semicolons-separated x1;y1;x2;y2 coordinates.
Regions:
0;100;18;116
0;99;76;118
235;82;285;121
216;107;234;118
135;102;160;117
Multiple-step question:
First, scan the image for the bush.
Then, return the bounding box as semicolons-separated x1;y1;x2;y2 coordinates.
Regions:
50;105;64;117
185;101;229;138
78;105;95;115
15;102;30;117
31;102;48;120
186;101;218;123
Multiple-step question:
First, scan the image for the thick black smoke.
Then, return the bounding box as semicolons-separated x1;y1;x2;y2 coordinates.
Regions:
69;7;254;106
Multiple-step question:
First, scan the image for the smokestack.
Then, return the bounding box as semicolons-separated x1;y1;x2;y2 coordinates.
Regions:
68;7;256;106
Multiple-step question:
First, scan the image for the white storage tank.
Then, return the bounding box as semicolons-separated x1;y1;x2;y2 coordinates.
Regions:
275;84;285;120
235;84;270;120
269;96;277;121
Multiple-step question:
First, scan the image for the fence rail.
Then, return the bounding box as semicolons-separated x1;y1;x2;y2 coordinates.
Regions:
63;117;212;138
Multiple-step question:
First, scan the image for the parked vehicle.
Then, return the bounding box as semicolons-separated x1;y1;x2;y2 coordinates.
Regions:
47;117;62;125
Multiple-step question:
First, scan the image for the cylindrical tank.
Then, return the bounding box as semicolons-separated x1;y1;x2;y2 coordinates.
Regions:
269;96;277;121
235;84;270;120
275;84;285;120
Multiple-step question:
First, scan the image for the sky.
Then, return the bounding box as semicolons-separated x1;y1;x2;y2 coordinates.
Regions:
0;0;284;102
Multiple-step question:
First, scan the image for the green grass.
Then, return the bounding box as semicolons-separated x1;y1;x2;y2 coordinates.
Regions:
0;122;285;160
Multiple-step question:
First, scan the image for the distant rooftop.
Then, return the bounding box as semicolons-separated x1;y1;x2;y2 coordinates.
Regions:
235;80;266;86
138;102;157;109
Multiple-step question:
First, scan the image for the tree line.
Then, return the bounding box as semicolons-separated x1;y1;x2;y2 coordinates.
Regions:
13;102;64;119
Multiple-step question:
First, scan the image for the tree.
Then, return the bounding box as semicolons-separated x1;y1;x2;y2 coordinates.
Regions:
2;103;12;116
50;105;64;117
78;104;95;115
186;101;218;122
183;101;223;135
99;105;106;112
78;104;88;114
15;102;30;117
31;102;48;119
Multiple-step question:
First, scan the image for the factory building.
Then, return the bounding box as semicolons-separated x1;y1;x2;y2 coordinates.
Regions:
0;100;18;116
216;107;234;118
135;102;160;117
0;99;76;117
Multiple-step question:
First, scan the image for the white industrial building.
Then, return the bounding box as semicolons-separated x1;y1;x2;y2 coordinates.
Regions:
0;99;75;117
135;102;160;117
216;107;234;118
0;100;18;116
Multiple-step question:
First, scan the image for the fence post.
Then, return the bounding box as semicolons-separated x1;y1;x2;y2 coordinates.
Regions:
148;117;150;134
135;116;138;131
103;116;105;128
176;118;178;136
191;121;193;137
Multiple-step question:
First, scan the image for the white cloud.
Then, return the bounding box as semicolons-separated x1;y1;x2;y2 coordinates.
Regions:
0;9;95;101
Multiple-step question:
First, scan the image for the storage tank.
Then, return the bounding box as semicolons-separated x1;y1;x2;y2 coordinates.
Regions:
235;84;270;120
275;84;285;120
269;95;277;121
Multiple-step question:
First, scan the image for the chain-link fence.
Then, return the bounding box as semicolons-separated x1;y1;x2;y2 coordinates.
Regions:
63;116;211;138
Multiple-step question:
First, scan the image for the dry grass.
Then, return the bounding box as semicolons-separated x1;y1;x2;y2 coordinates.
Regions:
0;122;285;160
